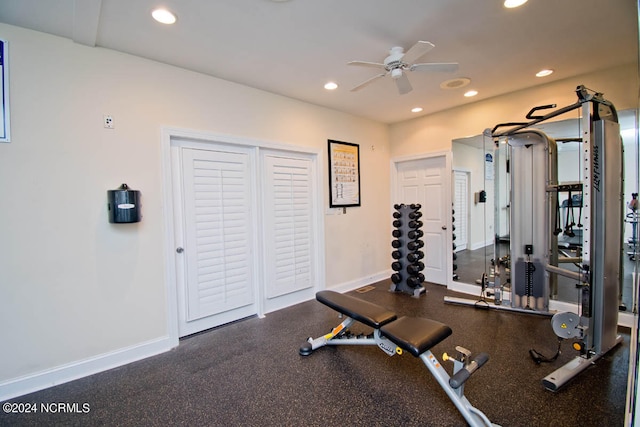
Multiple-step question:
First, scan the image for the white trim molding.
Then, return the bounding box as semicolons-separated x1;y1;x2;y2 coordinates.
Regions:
0;336;174;402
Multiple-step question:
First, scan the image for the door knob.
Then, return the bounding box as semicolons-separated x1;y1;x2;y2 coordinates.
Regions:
441;226;447;230
176;247;184;253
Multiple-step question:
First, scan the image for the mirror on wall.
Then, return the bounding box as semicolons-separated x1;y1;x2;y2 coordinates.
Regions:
452;133;495;287
451;108;638;312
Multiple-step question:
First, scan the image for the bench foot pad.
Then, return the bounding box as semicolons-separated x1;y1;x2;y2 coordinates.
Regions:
299;342;313;356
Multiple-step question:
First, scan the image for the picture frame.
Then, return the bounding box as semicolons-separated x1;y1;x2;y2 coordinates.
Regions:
0;39;10;143
328;139;361;207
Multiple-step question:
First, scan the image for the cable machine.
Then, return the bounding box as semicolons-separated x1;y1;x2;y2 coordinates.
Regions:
445;85;623;390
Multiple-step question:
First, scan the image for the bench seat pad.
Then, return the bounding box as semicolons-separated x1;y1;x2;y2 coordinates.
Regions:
381;316;452;357
316;290;397;329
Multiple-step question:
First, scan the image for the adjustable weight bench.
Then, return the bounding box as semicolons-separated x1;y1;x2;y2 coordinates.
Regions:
300;291;496;427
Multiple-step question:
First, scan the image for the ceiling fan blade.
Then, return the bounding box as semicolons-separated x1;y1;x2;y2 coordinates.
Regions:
410;62;459;73
402;41;435;65
395;73;412;95
348;61;386;69
350;73;387;92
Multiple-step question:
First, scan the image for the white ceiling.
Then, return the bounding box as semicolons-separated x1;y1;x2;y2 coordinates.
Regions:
0;0;637;124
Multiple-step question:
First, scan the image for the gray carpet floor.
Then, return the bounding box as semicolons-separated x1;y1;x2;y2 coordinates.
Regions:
0;280;630;426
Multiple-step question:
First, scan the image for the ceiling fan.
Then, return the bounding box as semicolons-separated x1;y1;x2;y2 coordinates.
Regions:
348;41;459;95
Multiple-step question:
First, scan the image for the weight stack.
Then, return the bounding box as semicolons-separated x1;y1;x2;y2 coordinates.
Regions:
390;203;426;298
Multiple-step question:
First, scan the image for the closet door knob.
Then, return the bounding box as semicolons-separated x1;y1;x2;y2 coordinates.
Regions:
176;247;184;253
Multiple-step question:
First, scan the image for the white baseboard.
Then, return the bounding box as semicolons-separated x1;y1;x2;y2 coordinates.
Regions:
1;268;394;402
1;271;393;402
469;240;493;251
0;335;176;402
547;299;579;313
618;312;634;329
549;300;634;328
329;270;392;293
448;280;483;296
8;269;628;403
449;282;635;329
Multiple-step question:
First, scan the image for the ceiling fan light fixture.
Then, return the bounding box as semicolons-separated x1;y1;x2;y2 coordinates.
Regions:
152;8;177;24
390;68;403;79
504;0;528;8
324;82;338;90
348;41;458;95
536;69;554;77
464;90;478;97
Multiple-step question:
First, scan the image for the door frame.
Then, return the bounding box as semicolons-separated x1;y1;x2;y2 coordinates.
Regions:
161;127;325;346
390;150;453;288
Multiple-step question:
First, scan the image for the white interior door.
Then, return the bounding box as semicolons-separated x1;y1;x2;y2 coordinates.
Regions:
396;155;449;285
453;171;469;251
174;145;257;337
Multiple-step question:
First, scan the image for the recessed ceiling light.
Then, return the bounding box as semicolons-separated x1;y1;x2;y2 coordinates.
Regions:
324;82;338;90
536;69;554;77
152;8;177;24
464;90;478;97
504;0;528;8
411;107;423;113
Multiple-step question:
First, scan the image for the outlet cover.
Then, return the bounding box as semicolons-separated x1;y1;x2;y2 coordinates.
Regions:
103;115;114;129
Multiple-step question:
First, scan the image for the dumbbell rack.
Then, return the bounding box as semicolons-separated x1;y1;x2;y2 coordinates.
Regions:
452;208;458;281
390;203;426;298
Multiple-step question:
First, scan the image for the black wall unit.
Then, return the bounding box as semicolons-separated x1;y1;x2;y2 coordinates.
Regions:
107;183;141;223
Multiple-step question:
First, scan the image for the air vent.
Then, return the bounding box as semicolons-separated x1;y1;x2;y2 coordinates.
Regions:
440;78;471;90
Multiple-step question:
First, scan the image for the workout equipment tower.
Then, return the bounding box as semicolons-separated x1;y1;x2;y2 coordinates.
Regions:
492;85;623;391
445;86;623;390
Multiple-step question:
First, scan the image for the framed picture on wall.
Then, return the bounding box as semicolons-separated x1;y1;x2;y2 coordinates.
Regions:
328;139;361;207
0;39;10;143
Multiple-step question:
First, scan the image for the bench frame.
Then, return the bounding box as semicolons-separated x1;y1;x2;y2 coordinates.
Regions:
303;316;402;356
300;291;496;427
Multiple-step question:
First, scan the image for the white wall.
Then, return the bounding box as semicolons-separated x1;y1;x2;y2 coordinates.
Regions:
389;64;638;157
0;24;391;397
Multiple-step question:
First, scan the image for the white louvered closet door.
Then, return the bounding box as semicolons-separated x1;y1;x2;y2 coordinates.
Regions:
181;147;256;328
262;152;316;309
